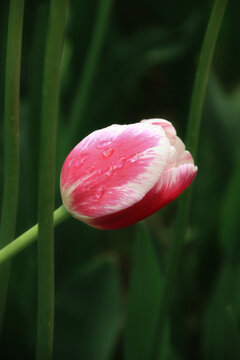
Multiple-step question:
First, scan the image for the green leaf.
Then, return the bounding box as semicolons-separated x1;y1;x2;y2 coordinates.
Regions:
124;222;163;360
54;256;121;360
202;265;240;360
220;160;240;263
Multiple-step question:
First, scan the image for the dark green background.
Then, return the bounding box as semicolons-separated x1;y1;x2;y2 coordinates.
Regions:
0;0;240;359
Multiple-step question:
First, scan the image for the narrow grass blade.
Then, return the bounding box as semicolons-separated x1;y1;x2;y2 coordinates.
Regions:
151;0;228;358
67;0;113;144
36;1;68;359
0;0;25;334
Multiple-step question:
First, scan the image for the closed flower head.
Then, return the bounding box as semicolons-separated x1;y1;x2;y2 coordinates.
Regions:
60;119;198;229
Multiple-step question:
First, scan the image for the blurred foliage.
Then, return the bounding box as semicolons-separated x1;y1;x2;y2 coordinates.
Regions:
0;0;240;359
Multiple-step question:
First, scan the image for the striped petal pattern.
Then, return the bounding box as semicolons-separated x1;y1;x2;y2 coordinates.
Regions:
60;119;198;229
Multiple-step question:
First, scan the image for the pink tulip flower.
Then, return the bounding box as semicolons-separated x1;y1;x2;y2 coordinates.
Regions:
60;119;197;229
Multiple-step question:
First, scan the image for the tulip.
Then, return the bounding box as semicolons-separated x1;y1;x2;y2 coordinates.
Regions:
60;119;197;229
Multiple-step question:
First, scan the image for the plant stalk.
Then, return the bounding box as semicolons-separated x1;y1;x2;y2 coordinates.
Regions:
0;206;69;266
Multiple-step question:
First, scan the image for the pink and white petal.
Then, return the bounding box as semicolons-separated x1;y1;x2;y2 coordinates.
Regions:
177;150;194;166
83;163;198;230
152;163;197;208
141;118;177;145
61;122;171;219
174;136;185;158
165;146;178;170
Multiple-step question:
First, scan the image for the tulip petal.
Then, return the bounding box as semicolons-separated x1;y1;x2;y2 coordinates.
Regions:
60;118;198;230
61;122;171;220
85;163;197;229
141;118;177;145
153;163;197;208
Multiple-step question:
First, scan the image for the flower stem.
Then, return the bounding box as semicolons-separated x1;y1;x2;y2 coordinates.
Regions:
151;0;228;358
0;206;69;266
0;0;113;269
0;0;25;335
36;0;67;359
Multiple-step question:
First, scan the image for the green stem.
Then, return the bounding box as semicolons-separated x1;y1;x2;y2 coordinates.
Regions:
151;0;228;358
36;1;67;359
67;0;113;142
0;206;69;266
0;0;25;335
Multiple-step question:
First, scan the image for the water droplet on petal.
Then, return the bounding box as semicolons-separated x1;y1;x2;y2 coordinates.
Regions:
96;139;112;149
95;186;105;200
85;165;95;174
106;167;113;176
116;157;125;168
81;186;87;192
80;156;87;164
68;158;74;167
72;155;87;168
73;159;82;168
102;147;114;158
130;155;138;163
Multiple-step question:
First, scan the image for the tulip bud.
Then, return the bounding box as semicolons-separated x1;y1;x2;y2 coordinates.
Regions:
60;119;197;229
